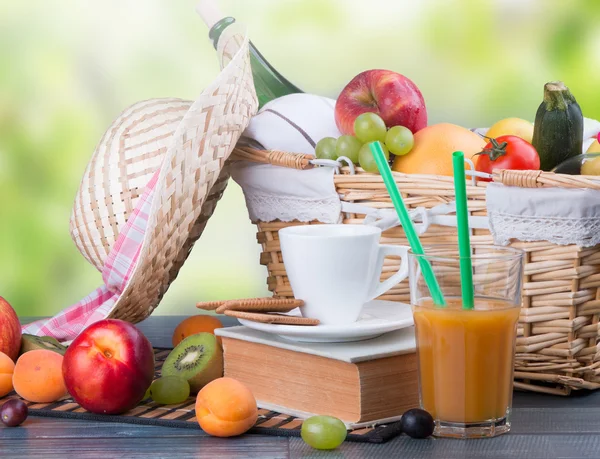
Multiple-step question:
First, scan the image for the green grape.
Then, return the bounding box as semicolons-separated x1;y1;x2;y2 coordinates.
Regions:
353;112;386;143
335;135;362;164
149;376;190;405
359;141;389;174
315;137;338;160
385;125;414;156
301;415;347;450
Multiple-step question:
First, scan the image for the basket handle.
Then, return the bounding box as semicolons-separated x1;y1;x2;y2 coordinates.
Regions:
231;146;314;170
492;169;600;190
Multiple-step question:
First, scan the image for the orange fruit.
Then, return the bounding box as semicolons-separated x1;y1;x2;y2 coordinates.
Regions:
12;349;67;403
172;315;224;347
392;123;487;176
0;351;15;397
195;377;258;437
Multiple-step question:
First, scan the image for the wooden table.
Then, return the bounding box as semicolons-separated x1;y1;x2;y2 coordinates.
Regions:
5;316;600;458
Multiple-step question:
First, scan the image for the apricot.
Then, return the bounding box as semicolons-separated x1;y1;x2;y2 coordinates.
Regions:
13;350;68;403
172;315;223;347
0;351;15;397
195;377;258;437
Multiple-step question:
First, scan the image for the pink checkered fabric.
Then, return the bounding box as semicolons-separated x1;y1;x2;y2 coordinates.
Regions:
22;170;160;342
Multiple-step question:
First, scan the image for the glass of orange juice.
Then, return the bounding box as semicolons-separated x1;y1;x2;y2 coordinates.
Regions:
409;245;524;438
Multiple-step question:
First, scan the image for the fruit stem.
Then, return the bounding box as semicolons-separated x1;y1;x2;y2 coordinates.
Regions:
476;138;508;162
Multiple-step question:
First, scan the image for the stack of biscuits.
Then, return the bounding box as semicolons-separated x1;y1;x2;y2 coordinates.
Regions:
197;298;319;326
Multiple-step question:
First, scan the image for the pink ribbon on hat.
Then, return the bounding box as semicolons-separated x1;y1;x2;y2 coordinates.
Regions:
22;170;160;342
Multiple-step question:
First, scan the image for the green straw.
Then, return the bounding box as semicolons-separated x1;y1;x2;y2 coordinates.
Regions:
452;151;475;310
369;142;445;306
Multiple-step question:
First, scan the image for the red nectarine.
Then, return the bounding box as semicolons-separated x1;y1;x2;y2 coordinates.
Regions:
0;296;21;361
62;319;155;414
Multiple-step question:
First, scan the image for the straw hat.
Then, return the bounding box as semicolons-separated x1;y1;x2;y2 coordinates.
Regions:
69;25;257;323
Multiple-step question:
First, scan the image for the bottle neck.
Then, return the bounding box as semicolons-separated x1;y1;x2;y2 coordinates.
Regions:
208;17;236;49
207;16;303;108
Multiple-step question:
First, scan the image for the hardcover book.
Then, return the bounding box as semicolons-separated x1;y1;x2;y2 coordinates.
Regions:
215;326;418;427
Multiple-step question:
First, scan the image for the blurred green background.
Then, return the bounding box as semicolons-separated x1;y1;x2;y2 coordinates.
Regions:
1;0;599;317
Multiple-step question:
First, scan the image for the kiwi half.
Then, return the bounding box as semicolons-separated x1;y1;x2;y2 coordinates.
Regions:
20;334;67;356
161;333;223;393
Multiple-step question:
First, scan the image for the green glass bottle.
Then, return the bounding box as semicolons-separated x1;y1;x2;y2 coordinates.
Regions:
204;15;303;108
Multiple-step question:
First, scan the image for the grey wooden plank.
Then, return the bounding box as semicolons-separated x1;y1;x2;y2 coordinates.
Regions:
289;435;600;459
2;406;599;440
0;436;289;459
134;315;239;349
0;418;209;439
513;389;600;409
20;316;240;350
511;407;600;434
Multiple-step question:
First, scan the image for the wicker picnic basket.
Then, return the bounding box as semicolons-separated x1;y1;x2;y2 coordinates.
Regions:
231;146;600;396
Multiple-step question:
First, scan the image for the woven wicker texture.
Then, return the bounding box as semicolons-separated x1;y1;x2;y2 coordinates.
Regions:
231;147;600;395
69;27;257;324
70;98;193;271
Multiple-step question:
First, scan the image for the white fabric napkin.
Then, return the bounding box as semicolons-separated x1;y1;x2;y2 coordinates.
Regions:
242;93;340;154
232;93;344;223
487;184;600;247
583;117;600;152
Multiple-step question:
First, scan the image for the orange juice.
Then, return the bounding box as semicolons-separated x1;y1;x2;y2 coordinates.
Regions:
413;298;520;423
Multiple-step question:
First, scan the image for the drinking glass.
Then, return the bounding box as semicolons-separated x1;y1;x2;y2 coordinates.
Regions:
409;245;524;438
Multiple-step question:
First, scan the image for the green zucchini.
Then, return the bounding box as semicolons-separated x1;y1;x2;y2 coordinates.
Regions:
532;81;583;171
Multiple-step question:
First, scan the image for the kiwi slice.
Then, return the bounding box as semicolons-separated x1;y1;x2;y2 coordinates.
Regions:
161;333;223;393
20;334;67;356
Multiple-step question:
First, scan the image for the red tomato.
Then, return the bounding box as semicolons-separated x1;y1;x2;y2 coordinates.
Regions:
475;135;540;182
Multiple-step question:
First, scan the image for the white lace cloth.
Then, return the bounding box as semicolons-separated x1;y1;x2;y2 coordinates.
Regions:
231;162;342;223
487;184;600;247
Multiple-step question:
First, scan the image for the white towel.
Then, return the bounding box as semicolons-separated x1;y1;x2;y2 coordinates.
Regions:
241;93;341;155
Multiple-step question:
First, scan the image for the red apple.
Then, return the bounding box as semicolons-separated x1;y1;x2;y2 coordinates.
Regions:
0;296;21;361
334;69;427;135
63;319;154;415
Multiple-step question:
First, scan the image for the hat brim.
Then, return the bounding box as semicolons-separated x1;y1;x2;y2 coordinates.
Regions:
70;98;194;272
107;26;257;322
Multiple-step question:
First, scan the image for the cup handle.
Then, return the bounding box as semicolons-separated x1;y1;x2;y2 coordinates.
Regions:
368;245;409;301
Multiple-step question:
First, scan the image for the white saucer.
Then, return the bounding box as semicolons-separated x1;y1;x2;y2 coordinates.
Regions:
236;300;414;343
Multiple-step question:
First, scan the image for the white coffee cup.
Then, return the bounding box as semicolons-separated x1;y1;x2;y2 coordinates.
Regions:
279;224;409;325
